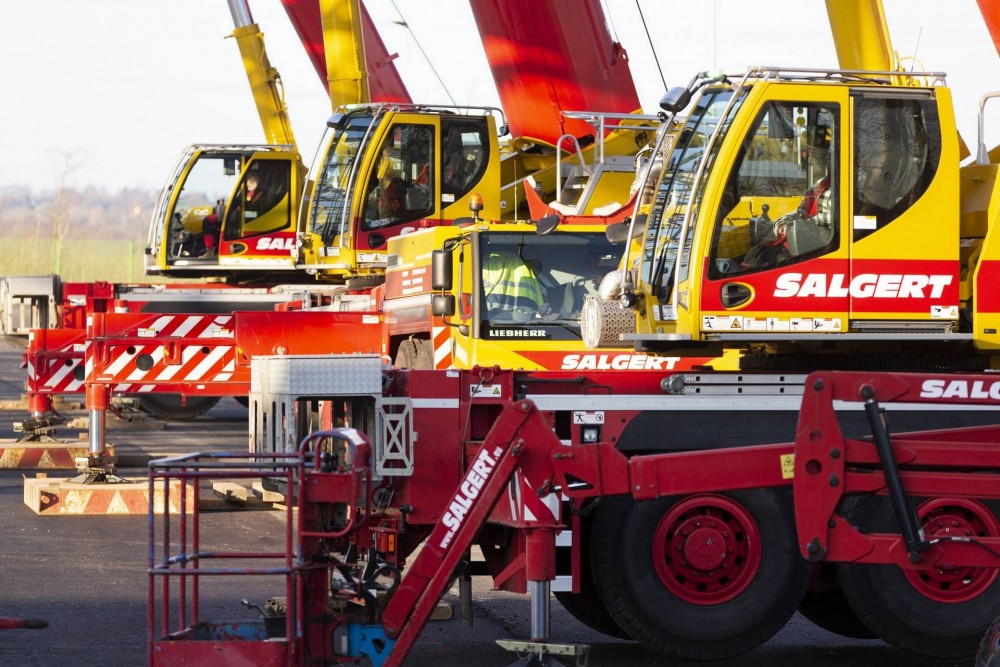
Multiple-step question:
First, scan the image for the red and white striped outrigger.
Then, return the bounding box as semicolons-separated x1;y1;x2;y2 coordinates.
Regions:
88;314;238;396
19;280;382;425
83;309;386;399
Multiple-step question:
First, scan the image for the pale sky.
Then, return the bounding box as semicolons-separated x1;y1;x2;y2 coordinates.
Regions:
0;0;997;192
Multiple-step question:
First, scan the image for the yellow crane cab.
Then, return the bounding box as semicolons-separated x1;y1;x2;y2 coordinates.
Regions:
586;67;981;369
295;104;503;284
145;144;302;279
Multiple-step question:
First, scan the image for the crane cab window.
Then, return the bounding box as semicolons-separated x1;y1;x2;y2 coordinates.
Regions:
223;160;291;241
478;232;617;340
167;154;242;259
709;102;839;277
852;95;940;241
308;112;375;242
640;87;744;302
441;119;489;199
363;124;435;231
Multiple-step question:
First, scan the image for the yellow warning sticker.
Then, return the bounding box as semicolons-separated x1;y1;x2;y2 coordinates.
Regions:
780;454;795;479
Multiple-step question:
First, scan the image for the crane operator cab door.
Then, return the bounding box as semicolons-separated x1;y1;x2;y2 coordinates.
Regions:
217;155;298;267
644;81;958;343
691;87;852;337
145;145;300;277
297;107;500;280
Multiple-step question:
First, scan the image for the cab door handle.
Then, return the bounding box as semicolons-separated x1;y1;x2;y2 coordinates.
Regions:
720;283;752;308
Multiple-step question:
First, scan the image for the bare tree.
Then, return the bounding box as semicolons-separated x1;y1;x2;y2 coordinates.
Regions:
50;151;87;243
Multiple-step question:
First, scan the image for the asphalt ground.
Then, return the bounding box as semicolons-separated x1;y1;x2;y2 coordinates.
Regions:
0;342;971;666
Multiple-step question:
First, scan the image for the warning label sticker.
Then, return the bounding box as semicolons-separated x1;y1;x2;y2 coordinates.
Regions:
470;384;503;398
702;316;843;332
781;454;795;480
573;411;605;425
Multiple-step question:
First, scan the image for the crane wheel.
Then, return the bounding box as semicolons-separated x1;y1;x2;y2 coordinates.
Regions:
554;515;631;640
589;489;810;660
394;337;433;370
977;615;1000;667
135;394;221;421
797;573;876;639
554;590;630;640
837;496;1000;659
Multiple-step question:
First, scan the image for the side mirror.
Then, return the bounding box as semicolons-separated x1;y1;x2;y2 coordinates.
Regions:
605;220;631;244
535;215;560;236
605;214;647;243
431;249;452;291
431;294;456;317
659;87;691;114
327;112;347;129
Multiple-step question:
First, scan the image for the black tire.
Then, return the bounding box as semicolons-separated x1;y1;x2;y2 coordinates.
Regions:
554;588;630;640
977;615;1000;667
799;584;876;639
135;394;220;421
233;395;250;408
590;489;811;661
394;337;433;370
837;496;1000;659
554;515;630;640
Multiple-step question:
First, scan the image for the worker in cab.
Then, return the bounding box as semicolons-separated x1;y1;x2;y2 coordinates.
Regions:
482;250;547;322
243;173;264;218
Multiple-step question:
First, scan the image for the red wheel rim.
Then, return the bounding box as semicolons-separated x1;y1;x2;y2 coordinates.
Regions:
651;494;762;604
904;498;1000;603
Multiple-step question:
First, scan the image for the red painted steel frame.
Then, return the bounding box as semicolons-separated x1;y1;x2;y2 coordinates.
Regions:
380;401;561;665
148;451;300;666
25;328;86;414
146;367;1000;666
792;371;1000;568
24;281;321;410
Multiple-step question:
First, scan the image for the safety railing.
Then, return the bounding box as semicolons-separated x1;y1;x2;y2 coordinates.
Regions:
147;450;300;666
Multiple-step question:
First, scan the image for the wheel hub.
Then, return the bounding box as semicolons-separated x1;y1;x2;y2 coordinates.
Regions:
683;527;729;570
652;494;762;604
905;498;1000;604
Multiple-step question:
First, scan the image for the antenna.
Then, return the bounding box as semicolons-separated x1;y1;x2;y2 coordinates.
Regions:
389;0;456;105
635;0;668;92
910;26;923;72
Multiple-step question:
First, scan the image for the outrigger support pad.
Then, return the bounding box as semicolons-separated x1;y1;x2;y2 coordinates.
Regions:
497;640;591;667
68;453;128;485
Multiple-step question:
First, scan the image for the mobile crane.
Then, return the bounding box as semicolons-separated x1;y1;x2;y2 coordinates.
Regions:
4;0;426;420
11;0;667;425
146;356;1000;665
146;0;655;282
78;4;1000;661
511;0;1000;654
581;0;1000;375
